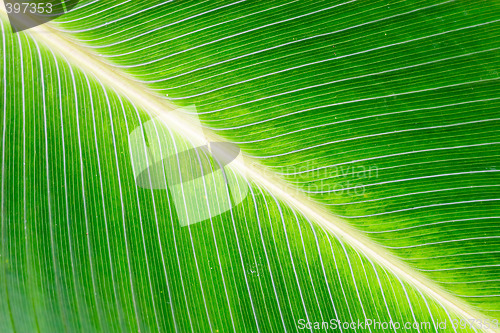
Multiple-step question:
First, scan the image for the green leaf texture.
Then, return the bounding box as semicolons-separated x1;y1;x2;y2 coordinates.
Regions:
0;0;499;332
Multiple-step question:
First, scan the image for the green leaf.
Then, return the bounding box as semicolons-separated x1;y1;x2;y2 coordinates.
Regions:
1;0;499;332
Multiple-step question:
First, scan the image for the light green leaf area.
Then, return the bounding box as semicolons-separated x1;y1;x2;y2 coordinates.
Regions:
0;0;499;332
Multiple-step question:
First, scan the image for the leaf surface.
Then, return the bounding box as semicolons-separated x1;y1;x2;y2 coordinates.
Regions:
0;0;499;332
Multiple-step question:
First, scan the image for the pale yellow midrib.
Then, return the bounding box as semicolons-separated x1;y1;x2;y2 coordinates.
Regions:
0;5;495;332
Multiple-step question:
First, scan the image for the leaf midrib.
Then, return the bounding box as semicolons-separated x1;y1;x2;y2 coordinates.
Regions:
0;4;493;330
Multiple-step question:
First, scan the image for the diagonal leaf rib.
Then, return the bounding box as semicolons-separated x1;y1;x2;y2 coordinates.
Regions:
0;2;496;331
